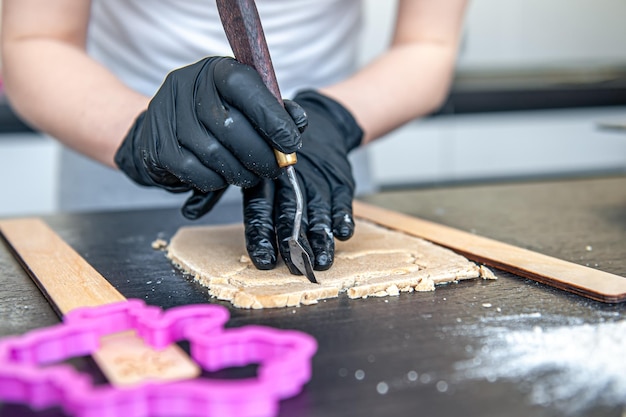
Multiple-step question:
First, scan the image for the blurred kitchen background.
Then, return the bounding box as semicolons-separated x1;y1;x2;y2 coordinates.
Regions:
1;0;625;216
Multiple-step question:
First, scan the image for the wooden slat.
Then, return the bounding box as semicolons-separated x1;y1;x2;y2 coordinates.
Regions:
354;201;626;303
0;218;125;315
0;217;200;385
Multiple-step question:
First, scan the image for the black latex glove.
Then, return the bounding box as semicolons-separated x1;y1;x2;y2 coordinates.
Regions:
114;56;304;218
243;90;363;273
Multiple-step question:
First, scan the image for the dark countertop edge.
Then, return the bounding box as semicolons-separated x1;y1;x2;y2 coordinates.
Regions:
436;86;626;115
0;109;35;134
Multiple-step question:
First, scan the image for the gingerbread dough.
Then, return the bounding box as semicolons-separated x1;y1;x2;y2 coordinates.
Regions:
166;220;483;309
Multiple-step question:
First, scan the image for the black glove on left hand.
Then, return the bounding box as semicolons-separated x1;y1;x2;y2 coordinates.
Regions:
243;90;363;273
114;57;305;218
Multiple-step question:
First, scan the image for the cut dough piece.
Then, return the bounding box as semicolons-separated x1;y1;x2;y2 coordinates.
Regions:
167;220;481;309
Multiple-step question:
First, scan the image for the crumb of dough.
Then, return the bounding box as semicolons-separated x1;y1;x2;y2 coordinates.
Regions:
151;238;168;250
414;277;436;292
479;265;497;280
386;285;400;296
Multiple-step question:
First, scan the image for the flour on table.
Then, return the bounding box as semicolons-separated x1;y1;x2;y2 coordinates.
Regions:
454;313;626;414
166;220;481;309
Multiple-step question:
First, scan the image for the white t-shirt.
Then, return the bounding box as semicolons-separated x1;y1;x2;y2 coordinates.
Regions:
59;0;371;212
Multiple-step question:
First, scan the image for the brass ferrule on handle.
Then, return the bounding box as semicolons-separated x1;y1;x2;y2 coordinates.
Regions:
274;150;298;168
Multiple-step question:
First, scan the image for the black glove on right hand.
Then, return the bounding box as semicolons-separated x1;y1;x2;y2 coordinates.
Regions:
115;56;304;216
243;90;363;273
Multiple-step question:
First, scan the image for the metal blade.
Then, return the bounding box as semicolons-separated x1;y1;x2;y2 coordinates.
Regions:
288;239;317;284
285;166;317;283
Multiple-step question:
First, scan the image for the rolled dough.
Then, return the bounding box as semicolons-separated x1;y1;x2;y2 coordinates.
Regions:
166;220;482;309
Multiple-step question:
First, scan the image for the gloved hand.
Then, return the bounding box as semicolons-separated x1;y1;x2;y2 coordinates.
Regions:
243;90;363;273
114;56;304;217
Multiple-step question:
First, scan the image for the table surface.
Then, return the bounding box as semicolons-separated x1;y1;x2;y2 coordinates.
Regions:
1;175;625;417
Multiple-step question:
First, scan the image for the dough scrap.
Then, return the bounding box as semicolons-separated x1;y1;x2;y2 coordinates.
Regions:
151;238;168;251
167;220;480;309
479;265;498;280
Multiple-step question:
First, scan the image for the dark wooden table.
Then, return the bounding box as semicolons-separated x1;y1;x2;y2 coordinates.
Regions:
1;176;625;417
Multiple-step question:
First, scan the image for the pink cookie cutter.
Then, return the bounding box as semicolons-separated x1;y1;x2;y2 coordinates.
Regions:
0;299;317;417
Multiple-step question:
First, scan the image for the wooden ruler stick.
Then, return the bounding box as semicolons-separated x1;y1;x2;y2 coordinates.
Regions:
0;218;125;315
354;201;626;303
0;218;200;386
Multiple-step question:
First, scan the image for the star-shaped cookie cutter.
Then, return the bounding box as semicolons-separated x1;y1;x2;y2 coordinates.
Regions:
0;299;317;417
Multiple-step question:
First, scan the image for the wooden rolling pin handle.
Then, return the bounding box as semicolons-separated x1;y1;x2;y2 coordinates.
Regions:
216;0;297;167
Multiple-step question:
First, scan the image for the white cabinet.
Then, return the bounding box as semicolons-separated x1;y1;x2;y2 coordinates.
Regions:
368;107;626;189
0;133;60;217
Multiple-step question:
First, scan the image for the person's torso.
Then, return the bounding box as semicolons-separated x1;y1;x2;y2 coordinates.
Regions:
87;0;363;98
60;0;370;213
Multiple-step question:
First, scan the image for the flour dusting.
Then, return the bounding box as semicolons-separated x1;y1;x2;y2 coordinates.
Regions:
454;313;626;414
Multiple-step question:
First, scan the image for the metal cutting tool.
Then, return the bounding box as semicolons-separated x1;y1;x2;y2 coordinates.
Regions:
215;0;317;283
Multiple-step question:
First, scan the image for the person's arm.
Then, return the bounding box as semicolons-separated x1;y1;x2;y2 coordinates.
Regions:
321;0;467;145
2;0;302;206
1;0;149;168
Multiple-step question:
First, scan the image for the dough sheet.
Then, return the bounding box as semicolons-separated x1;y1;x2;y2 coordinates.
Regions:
167;220;483;309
